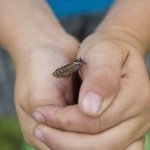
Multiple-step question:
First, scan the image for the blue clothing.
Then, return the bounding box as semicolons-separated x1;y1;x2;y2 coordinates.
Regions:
47;0;114;17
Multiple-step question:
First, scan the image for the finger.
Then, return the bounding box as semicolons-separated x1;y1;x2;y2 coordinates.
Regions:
32;104;103;133
19;55;74;114
33;115;146;150
33;79;149;134
125;138;145;150
78;39;128;116
16;104;50;150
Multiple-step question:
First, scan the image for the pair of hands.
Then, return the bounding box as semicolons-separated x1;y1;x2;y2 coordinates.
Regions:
14;30;150;150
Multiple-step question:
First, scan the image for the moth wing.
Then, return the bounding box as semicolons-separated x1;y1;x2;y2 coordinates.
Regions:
52;62;80;78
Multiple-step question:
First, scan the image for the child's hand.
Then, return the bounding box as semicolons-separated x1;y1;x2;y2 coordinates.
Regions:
14;36;79;150
33;31;150;149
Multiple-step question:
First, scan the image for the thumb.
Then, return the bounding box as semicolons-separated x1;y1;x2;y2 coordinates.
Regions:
78;40;127;117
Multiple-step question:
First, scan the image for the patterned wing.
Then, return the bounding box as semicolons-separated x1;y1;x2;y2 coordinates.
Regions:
52;61;80;78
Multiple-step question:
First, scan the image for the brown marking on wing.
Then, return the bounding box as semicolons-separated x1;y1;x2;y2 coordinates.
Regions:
52;61;80;78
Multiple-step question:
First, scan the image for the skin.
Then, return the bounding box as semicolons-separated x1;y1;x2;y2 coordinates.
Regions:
0;0;150;150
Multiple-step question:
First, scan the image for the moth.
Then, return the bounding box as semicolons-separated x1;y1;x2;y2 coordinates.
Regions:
52;58;86;78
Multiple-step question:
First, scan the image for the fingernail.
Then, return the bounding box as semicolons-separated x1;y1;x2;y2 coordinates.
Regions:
32;111;44;122
33;128;45;142
82;92;102;115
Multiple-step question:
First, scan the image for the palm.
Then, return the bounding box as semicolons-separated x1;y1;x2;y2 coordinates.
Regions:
14;48;77;149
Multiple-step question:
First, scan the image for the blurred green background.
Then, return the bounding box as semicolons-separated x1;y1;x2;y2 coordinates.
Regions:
0;116;33;150
145;132;150;150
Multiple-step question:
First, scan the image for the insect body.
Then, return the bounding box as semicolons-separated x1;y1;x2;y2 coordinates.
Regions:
52;58;85;78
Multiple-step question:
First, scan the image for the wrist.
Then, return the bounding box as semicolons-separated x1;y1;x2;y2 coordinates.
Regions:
96;24;149;57
7;31;79;69
0;0;79;63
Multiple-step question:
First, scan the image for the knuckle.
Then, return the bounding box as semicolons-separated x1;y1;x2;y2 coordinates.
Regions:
96;117;103;132
63;118;73;129
27;93;47;106
68;117;103;134
27;92;59;113
101;66;120;84
87;118;103;134
97;67;120;96
52;108;69;130
58;112;72;131
16;88;62;114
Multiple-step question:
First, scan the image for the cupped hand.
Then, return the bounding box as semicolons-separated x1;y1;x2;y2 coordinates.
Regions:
14;35;79;150
33;32;150;149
